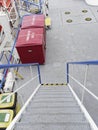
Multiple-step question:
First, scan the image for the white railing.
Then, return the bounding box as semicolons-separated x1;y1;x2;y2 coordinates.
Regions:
67;73;98;130
0;72;41;130
68;83;98;130
6;84;41;130
0;74;39;104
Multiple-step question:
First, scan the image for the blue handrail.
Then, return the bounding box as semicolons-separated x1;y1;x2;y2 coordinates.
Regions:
20;0;40;7
0;63;41;89
66;60;98;84
0;25;21;90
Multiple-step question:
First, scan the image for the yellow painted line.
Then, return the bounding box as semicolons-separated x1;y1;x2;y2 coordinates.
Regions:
41;83;67;86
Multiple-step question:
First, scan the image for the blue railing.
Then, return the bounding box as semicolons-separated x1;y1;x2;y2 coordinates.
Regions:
66;60;98;84
20;0;42;13
0;25;21;90
0;63;41;89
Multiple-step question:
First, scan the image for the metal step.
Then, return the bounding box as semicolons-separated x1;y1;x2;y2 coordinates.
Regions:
32;97;76;102
29;101;78;107
38;86;70;91
15;122;91;130
35;93;73;98
21;113;86;123
26;106;82;114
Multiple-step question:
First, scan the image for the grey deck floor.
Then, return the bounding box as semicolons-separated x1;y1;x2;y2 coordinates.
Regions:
39;0;98;126
13;0;98;127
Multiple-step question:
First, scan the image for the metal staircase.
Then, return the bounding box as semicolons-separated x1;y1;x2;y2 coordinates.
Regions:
14;85;91;130
0;62;98;130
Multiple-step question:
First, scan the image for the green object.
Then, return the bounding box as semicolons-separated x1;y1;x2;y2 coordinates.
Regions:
0;110;14;129
65;12;70;14
85;17;92;21
1;95;12;103
0;93;17;109
66;19;73;23
0;113;6;122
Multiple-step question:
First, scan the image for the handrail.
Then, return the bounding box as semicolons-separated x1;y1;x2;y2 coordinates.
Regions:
67;60;98;84
66;60;98;129
68;84;98;130
6;84;41;130
0;63;42;89
66;60;98;101
68;73;98;102
0;24;21;90
0;74;39;104
20;0;41;7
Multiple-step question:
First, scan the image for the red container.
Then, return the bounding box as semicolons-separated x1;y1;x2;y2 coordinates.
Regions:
16;28;46;64
21;14;45;29
21;14;46;44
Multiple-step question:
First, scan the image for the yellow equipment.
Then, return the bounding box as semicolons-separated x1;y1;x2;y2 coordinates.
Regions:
0;93;17;109
45;17;51;29
0;109;14;129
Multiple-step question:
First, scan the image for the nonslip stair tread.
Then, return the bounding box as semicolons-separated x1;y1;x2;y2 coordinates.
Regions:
29;101;78;107
15;122;91;130
34;95;73;98
27;106;82;114
39;87;70;91
21;113;86;123
32;97;75;102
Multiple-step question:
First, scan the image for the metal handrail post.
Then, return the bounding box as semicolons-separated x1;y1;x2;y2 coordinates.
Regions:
81;65;89;103
0;51;4;61
66;63;69;84
39;0;42;12
37;64;41;84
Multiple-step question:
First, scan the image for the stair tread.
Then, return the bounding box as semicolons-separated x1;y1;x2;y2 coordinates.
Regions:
21;113;86;123
27;107;81;114
29;101;78;107
32;97;75;102
15;122;91;130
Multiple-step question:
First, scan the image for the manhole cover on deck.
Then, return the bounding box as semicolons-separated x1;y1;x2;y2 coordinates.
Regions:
65;11;71;14
85;17;92;21
82;10;88;13
66;19;73;23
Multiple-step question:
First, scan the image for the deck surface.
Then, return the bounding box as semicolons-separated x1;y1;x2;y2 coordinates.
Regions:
14;0;98;127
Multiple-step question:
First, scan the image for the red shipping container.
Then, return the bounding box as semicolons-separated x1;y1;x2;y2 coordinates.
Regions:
21;14;45;29
21;14;46;44
15;28;46;64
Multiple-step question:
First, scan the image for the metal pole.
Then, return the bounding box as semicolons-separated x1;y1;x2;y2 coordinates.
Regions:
37;64;41;84
66;63;69;84
81;65;89;103
0;51;4;61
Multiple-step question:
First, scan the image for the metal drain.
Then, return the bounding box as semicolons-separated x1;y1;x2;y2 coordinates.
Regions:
66;19;73;23
85;17;92;21
65;11;70;14
82;10;88;13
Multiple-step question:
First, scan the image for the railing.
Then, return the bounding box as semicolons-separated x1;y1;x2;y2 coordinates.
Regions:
0;63;41;86
0;63;41;130
19;0;42;13
66;60;98;130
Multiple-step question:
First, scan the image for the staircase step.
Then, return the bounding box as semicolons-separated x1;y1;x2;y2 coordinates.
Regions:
15;122;91;130
34;94;73;98
39;86;70;91
21;113;86;123
27;106;81;114
29;101;78;107
32;97;75;102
